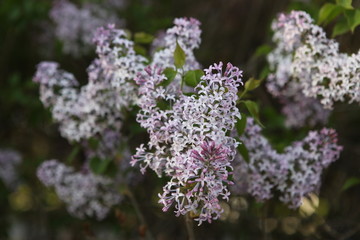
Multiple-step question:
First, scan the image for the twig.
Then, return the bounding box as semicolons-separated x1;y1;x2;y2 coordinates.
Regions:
339;223;360;240
124;188;155;240
318;218;360;240
185;213;196;240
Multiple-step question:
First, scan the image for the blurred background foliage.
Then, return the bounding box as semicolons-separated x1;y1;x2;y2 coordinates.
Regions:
1;0;360;239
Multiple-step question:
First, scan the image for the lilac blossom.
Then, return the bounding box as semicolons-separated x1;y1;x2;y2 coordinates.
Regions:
50;0;124;57
233;118;342;208
132;62;243;224
267;11;331;127
37;132;140;220
151;17;202;89
279;128;343;207
33;25;147;142
37;160;121;220
268;10;360;117
34;25;146;217
0;149;22;189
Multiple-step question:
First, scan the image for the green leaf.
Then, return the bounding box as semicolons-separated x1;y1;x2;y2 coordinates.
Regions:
254;44;272;57
353;10;360;31
344;9;360;32
183;69;204;87
315;198;329;217
245;77;262;92
252;201;264;209
124;30;132;40
88;137;99;150
342;177;360;191
134;32;154;44
134;44;147;56
161;68;177;87
183;92;197;97
259;65;270;80
235;114;247;136
104;160;118;178
236;140;249;163
332;17;351;37
156;99;171;110
336;0;353;9
66;145;80;164
243;100;264;127
318;3;343;25
89;157;112;175
173;41;186;68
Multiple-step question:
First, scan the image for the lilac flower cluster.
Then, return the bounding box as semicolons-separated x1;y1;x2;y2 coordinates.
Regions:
50;0;124;56
37;160;121;220
233;118;342;208
33;25;147;142
0;149;22;189
132;62;243;224
34;24;150;220
151;17;202;72
268;11;360;126
267;11;332;127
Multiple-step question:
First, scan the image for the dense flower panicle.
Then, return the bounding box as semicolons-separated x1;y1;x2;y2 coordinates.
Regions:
50;0;124;56
267;11;330;127
151;17;202;74
37;160;121;220
0;149;22;189
279;128;343;207
34;25;147;142
233;118;342;208
268;10;360;116
132;62;243;224
159;141;233;225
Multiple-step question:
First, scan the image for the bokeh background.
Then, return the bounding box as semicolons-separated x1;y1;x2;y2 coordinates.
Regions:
1;0;360;239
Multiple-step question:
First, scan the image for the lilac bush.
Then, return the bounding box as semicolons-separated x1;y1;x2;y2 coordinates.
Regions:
32;12;346;230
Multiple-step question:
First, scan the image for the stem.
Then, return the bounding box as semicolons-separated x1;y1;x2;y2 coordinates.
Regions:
238;89;247;100
261;202;268;240
180;67;185;91
124;188;155;240
185;213;196;240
